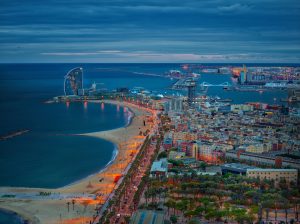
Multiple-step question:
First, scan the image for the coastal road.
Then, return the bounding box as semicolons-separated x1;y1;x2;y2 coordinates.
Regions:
110;140;157;224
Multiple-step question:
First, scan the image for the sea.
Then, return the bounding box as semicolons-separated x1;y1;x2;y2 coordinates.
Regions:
0;209;22;224
0;63;293;223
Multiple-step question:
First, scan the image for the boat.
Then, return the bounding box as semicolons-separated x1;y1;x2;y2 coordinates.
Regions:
166;70;183;79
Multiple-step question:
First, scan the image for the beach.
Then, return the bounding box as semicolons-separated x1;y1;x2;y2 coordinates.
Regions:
0;100;155;224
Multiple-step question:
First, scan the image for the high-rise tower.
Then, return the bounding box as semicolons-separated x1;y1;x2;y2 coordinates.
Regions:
186;79;196;107
239;64;247;84
64;67;83;96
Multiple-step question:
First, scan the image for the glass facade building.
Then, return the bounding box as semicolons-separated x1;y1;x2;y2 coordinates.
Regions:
64;67;83;96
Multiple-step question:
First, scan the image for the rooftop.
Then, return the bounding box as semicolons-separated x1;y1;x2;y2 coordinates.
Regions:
247;168;298;172
222;163;257;171
150;158;168;173
130;210;164;224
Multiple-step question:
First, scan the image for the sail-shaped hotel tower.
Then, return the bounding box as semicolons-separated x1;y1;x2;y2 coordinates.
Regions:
64;67;83;96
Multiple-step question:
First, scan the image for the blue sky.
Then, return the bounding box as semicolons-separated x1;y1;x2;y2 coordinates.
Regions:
0;0;300;63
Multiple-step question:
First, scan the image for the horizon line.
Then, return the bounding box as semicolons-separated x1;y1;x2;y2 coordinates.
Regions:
1;62;300;65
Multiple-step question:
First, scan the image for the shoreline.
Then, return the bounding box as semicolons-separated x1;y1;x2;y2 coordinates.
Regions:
0;101;133;190
62;142;119;189
0;99;155;224
62;103;135;188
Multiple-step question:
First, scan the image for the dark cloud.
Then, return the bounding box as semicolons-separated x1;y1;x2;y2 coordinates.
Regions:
0;0;299;62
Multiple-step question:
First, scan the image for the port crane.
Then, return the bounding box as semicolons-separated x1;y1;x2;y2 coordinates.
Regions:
90;82;104;90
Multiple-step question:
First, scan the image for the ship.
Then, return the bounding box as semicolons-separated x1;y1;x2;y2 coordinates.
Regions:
166;70;183;79
281;96;300;103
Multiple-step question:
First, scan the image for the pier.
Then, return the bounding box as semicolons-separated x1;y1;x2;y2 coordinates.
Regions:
0;129;29;141
171;81;232;90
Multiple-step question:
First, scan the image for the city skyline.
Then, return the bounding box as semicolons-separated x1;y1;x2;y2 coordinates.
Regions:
1;0;300;63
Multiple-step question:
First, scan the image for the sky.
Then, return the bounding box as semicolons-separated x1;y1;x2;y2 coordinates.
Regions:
0;0;300;63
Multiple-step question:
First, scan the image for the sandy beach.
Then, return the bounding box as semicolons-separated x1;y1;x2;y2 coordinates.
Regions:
0;100;155;224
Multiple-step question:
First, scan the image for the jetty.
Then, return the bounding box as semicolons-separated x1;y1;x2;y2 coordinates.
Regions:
0;129;30;141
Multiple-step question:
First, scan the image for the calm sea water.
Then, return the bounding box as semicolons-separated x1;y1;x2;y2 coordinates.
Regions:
0;63;292;222
0;210;22;224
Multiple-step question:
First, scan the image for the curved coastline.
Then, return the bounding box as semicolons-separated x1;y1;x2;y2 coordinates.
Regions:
62;142;119;188
63;102;134;188
0;99;153;224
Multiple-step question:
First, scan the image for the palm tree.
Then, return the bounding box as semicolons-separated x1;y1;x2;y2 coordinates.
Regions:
72;199;75;211
195;206;204;219
170;215;177;224
258;203;263;223
285;207;289;224
108;199;114;212
199;196;211;214
262;200;275;222
66;202;70;212
215;190;226;207
164;200;172;215
281;199;291;224
144;190;150;206
292;199;300;222
175;200;188;222
187;219;201;224
185;209;199;221
148;188;156;203
265;208;270;223
275;202;278;222
168;199;177;215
